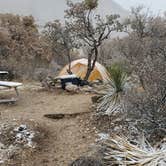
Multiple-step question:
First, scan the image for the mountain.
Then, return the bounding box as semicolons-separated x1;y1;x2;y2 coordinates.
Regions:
96;0;129;18
0;0;129;25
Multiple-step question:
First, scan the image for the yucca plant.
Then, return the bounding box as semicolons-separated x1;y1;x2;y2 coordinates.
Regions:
97;62;128;115
107;63;128;93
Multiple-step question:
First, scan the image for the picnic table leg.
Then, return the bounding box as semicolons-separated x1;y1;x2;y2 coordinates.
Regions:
14;87;19;97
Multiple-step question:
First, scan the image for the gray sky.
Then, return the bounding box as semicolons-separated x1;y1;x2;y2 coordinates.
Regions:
0;0;165;24
118;0;166;14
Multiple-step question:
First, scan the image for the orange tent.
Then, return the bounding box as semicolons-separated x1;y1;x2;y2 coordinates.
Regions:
59;58;110;82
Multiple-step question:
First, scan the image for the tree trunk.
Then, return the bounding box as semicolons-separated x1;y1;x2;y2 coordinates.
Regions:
66;51;72;74
84;47;98;81
84;67;92;81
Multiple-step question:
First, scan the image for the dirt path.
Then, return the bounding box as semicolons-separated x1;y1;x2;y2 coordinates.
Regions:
0;88;96;166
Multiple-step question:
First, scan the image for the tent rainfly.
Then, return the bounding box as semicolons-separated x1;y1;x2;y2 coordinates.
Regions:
59;58;110;82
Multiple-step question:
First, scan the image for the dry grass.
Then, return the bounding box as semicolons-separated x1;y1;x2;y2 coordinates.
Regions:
103;135;166;166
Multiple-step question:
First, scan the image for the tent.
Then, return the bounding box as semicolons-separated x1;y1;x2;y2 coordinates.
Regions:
59;58;110;82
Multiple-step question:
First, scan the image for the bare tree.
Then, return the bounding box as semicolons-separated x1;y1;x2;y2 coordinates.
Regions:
65;0;121;80
43;20;79;74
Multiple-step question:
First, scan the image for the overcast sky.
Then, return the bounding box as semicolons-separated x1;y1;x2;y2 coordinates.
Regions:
0;0;165;13
118;0;166;14
0;0;165;24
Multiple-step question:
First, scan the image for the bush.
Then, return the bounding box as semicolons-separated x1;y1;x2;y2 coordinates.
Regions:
0;14;51;79
97;7;166;144
109;7;166;143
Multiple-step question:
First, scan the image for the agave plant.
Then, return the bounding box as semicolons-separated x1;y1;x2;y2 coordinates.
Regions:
97;62;128;115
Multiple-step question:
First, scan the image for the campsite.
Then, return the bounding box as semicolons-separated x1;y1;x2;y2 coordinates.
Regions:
0;0;166;166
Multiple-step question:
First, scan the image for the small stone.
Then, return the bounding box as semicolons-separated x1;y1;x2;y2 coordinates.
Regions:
65;83;79;92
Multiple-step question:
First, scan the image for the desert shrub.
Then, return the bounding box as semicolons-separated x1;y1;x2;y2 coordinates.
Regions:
96;7;166;144
124;88;166;144
109;7;166;143
0;14;52;79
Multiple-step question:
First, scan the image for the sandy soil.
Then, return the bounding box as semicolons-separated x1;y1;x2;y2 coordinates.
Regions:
0;85;96;166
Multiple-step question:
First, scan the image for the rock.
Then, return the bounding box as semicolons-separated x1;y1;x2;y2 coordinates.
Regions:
80;85;93;92
96;133;109;141
114;126;121;131
65;83;79;93
18;125;27;132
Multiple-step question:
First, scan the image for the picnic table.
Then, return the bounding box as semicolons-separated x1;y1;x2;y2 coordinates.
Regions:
0;72;22;103
0;81;22;96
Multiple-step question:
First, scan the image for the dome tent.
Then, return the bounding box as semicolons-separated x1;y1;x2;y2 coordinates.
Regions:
59;58;110;82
